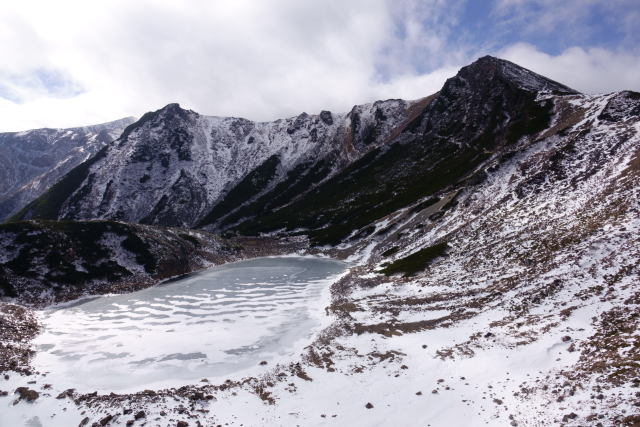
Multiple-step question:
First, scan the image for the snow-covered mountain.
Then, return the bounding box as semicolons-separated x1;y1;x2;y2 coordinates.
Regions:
13;56;577;236
0;117;135;220
12;98;418;227
2;56;639;426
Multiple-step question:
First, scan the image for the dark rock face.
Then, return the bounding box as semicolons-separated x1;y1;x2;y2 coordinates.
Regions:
320;110;333;125
0;220;234;304
14;386;39;401
598;91;640;122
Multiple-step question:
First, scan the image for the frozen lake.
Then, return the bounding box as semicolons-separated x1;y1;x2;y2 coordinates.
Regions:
32;256;346;392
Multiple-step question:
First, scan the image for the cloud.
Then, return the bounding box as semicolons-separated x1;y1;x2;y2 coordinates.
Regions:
0;0;387;130
499;43;640;94
0;1;638;131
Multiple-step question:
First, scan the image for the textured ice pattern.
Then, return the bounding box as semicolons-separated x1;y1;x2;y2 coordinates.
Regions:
32;257;345;392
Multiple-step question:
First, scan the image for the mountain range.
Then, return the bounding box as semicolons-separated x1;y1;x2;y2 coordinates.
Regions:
11;57;577;241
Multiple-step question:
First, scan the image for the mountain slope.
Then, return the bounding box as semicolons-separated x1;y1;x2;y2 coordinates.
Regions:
0;118;135;221
12;99;418;227
0;220;239;305
11;57;577;239
297;88;639;426
231;56;578;244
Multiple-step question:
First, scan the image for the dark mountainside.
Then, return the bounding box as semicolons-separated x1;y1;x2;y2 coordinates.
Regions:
1;56;639;426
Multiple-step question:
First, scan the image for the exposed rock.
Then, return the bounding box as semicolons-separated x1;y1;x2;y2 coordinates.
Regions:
14;386;39;402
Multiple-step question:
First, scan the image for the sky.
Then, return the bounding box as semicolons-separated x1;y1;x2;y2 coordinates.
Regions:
0;0;639;131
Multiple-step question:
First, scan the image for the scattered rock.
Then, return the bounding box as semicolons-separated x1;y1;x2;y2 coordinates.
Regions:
191;391;205;401
365;402;374;409
134;410;145;420
14;387;39;402
259;360;268;366
416;391;423;396
493;398;503;405
97;414;113;426
562;413;578;422
177;422;189;427
78;417;89;427
561;335;572;342
57;389;76;399
622;415;640;425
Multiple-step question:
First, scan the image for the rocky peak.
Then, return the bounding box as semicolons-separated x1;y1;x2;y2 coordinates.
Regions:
120;103;195;143
414;56;575;145
453;55;578;95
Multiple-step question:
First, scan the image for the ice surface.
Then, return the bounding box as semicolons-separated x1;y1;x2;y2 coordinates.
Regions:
31;257;346;393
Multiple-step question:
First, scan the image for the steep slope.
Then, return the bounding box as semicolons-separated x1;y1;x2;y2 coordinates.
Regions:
0;118;135;220
232;56;578;244
290;88;638;426
12;99;418;227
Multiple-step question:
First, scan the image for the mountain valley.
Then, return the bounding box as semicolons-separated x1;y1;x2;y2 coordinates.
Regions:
1;56;639;426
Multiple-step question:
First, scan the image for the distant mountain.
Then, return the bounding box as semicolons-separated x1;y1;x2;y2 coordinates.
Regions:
0;117;135;220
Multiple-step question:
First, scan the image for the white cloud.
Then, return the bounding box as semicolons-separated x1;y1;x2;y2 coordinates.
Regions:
0;0;439;131
499;43;640;94
0;1;638;132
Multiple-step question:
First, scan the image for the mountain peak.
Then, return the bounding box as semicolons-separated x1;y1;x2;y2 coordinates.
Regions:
161;102;183;111
455;55;578;95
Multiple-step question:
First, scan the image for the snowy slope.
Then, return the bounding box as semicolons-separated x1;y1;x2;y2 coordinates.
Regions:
14;99;416;228
0;117;135;220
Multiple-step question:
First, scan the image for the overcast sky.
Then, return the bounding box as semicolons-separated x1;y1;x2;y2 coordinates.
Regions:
1;0;639;131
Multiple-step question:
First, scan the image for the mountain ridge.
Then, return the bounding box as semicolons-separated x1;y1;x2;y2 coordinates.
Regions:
9;56;581;237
